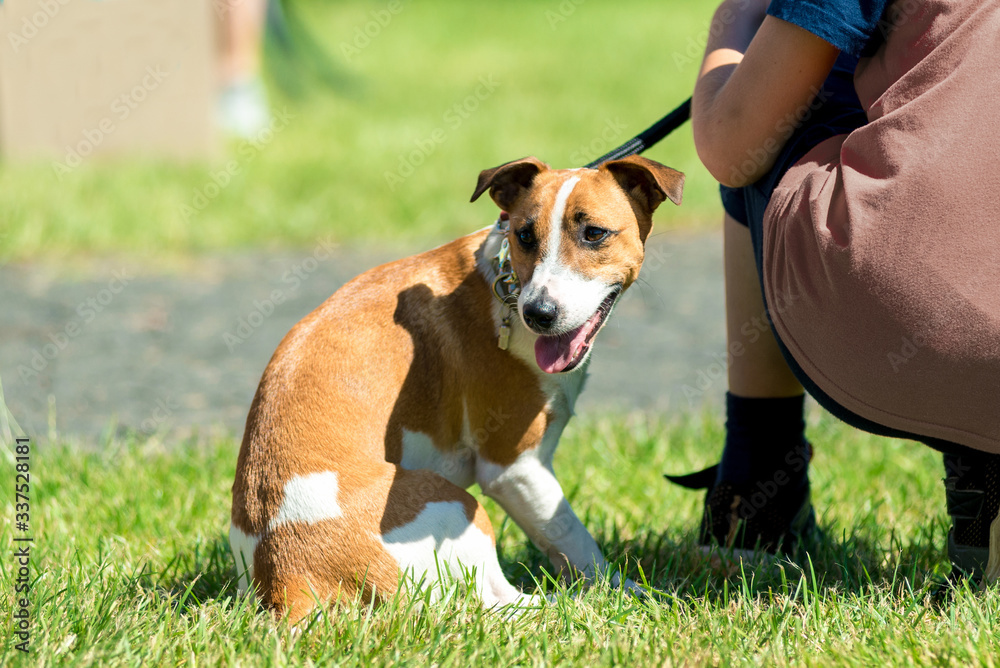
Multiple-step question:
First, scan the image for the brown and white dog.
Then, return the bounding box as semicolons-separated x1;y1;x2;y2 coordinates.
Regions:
229;155;684;621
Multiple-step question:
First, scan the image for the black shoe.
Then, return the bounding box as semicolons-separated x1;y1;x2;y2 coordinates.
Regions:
943;451;1000;580
698;477;816;555
667;444;817;556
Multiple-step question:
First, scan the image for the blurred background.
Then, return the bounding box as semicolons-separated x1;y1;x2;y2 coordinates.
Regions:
0;0;731;443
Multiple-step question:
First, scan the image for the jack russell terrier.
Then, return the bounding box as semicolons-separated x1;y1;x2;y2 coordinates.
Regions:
229;155;684;621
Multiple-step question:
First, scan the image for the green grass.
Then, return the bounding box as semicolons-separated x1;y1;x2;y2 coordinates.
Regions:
3;408;1000;666
0;0;722;262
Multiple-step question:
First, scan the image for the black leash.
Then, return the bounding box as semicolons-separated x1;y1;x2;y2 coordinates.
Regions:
583;97;692;168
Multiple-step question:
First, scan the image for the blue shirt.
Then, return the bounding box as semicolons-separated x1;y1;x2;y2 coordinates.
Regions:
767;0;892;56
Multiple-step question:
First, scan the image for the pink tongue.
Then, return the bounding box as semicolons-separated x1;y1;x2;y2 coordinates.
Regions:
534;310;603;374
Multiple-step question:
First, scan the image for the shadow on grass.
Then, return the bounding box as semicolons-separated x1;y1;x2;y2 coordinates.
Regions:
140;535;244;616
146;517;959;619
496;518;957;605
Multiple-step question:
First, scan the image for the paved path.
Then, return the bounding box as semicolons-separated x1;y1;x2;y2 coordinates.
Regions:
0;230;727;442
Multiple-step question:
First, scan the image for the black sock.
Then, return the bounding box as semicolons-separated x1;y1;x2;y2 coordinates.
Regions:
717;392;810;488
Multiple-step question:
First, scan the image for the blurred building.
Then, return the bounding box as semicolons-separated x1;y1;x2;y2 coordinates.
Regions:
0;0;216;168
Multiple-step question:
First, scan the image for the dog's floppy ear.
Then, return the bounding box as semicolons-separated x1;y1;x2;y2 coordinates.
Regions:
470;156;549;210
601;155;685;216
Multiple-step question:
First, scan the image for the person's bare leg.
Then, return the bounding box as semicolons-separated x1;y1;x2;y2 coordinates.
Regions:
685;213;814;555
724;212;803;398
218;0;267;87
216;0;269;137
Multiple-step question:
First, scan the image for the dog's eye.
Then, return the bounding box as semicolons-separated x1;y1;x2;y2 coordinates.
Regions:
583;226;609;243
517;228;535;247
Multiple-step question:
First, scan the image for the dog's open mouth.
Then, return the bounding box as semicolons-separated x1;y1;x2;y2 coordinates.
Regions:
534;289;621;374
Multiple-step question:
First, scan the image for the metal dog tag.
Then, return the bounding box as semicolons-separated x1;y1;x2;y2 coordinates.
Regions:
498;321;511;350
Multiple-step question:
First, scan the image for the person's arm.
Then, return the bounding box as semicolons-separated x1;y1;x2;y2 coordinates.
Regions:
692;1;841;187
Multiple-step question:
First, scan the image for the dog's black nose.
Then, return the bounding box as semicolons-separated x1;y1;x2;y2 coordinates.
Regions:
523;299;559;332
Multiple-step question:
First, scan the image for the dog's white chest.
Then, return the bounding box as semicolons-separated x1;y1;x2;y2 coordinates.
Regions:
400;428;477;489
